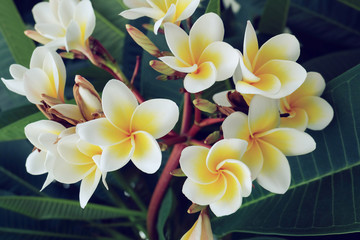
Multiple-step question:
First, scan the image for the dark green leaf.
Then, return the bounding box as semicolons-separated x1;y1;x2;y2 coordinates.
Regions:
212;64;360;236
92;0;128;63
338;0;360;11
0;0;35;67
157;189;174;240
259;0;290;35
0;196;146;220
302;48;360;81
0;111;44;142
206;0;221;15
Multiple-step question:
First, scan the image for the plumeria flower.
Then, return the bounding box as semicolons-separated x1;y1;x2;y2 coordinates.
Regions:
120;0;200;34
223;0;241;13
181;209;213;240
50;75;102;125
1;47;66;105
24;120;67;190
54;133;107;208
31;0;95;52
222;95;316;194
160;13;238;93
280;72;334;131
77;80;179;174
180;138;252;217
234;21;306;99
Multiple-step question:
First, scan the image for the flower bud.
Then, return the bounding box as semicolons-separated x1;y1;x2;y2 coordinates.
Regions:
181;209;213;240
126;24;161;57
193;99;217;114
73;75;102;121
149;60;175;76
204;131;220;145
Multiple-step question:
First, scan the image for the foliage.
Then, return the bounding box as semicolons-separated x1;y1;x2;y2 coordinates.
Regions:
0;0;359;239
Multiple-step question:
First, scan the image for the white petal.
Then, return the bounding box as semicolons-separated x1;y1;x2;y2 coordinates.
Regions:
183;62;216;93
179;146;216;184
57;134;94;165
248;95;279;135
256;140;291;194
131;131;162;174
159;56;197;73
26;150;48;175
40;174;54;191
259;128;316;156
237;51;260;83
102;80;138;132
189;13;224;61
199;41;239;81
210;171;242;217
131;99;179;139
163;22;192;65
58;0;76;27
25;120;65;150
101;139;134;172
76;118;128;147
80;168;102;208
65;20;82;51
153;4;176;34
206;139;248;173
294;96;334;130
10;64;27;80
290;72;326;101
175;0;200;21
1;78;25;96
222;111;250;141
23;68;54;104
243;21;258;70
120;7;163;20
182;175;226;206
255;60;307;99
213;90;232;107
74;0;96;41
51;104;83;122
253;34;300;71
35;23;65;40
52;157;94;184
32;2;58;24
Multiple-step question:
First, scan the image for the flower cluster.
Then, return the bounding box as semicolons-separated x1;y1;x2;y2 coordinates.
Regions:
1;0;335;239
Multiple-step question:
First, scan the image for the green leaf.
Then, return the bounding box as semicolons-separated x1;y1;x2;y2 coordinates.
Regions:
258;0;290;35
302;48;360;81
288;0;360;49
206;0;221;15
338;0;360;11
0;196;146;220
0;110;44;142
0;0;35;67
157;189;174;240
212;64;360;236
91;0;128;63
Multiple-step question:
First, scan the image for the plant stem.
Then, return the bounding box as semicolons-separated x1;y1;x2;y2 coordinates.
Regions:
147;143;187;240
199;118;225;127
181;92;192;134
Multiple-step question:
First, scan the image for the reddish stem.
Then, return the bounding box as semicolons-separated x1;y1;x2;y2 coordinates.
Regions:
199;118;225;128
187;124;201;138
147;143;187;240
181;92;192;135
194;94;202;124
130;56;141;85
161;135;187;147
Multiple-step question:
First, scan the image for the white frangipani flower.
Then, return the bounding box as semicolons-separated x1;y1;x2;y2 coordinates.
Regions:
120;0;200;34
77;80;179;174
160;13;238;93
222;95;316;194
24;120;67;190
181;139;252;217
234;21;306;99
31;0;95;52
55;133;107;208
1;47;66;105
